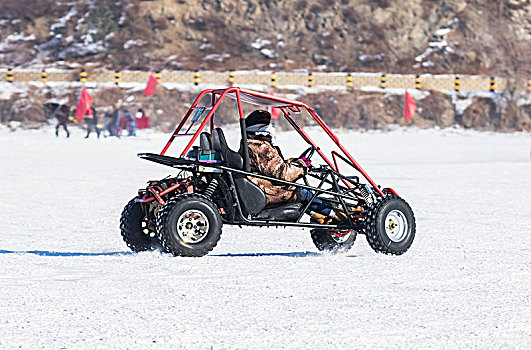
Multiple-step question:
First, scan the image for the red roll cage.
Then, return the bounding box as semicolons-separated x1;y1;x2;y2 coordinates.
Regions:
160;87;384;196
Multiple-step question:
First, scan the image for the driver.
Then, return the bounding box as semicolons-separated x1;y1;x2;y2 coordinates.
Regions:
242;110;340;224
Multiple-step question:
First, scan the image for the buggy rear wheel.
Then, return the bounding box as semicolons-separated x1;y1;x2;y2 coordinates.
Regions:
310;229;357;253
120;198;162;252
156;194;222;257
365;195;416;255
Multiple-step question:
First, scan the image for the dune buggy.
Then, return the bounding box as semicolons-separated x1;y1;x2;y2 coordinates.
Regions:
120;87;416;256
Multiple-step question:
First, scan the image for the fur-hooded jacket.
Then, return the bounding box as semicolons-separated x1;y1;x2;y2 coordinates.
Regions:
242;124;307;207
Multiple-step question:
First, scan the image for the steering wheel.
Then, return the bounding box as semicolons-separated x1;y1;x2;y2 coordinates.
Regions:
299;146;315;161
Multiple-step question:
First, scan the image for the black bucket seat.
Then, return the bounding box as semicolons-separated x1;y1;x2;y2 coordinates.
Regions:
212;128;267;216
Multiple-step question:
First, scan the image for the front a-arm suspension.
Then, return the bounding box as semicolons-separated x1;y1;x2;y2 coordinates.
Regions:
136;177;194;206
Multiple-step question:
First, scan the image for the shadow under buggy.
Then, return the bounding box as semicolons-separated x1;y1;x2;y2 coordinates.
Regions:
120;87;415;257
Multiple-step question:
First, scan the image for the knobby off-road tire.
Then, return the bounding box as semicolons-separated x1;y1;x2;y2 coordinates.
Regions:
365;195;416;255
310;229;357;253
120;198;163;252
156;194;222;257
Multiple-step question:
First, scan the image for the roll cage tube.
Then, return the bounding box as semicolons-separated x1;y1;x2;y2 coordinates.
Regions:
159;87;385;197
236;89;251;172
160;88;213;155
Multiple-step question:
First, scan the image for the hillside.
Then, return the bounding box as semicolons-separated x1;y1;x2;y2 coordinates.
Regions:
1;0;530;75
1;0;530;132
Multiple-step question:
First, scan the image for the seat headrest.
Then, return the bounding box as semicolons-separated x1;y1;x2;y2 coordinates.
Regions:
212;129;221;152
212;128;243;169
211;128;226;152
200;132;212;151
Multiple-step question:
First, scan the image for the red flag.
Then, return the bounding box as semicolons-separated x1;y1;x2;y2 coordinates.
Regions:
403;90;417;122
143;74;158;96
75;87;93;121
269;89;280;120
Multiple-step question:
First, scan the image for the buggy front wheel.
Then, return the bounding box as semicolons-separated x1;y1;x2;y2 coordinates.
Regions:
156;194;222;257
365;196;415;255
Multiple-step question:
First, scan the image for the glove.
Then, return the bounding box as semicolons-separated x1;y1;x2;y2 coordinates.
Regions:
300;157;311;167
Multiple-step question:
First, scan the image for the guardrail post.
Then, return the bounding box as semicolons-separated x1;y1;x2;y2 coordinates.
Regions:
346;73;353;88
41;69;47;83
454;76;460;92
228;69;235;86
80;68;88;83
489;76;495;92
193;70;200;86
308;72;313;87
415;74;421;90
114;70;120;85
7;68;14;83
380;74;387;89
270;72;277;88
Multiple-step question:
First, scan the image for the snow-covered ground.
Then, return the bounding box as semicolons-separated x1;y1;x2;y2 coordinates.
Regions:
0;125;530;349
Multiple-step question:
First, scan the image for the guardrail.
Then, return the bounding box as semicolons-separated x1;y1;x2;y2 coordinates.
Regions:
1;68;529;92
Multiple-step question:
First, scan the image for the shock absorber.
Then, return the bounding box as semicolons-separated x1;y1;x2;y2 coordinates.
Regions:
204;178;218;198
360;184;374;205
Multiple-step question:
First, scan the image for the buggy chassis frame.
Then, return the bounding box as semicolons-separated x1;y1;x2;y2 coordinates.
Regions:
140;87;397;230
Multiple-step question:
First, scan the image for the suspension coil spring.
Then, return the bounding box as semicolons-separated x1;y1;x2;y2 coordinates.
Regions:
360;184;374;205
204;178;218;198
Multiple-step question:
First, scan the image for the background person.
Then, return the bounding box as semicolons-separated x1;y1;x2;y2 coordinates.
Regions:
106;104;122;138
84;106;101;139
